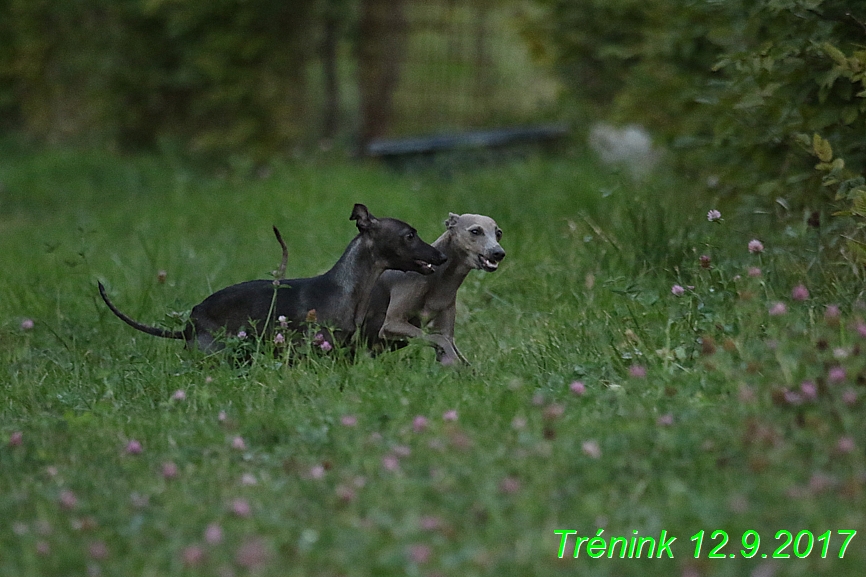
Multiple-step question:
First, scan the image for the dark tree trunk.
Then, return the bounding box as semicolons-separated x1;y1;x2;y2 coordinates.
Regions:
357;0;407;148
321;12;340;141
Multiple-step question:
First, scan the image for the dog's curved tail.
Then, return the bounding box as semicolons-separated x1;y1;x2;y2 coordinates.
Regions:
98;282;187;340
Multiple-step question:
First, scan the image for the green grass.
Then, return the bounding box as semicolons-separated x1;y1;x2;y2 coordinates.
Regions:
1;142;865;576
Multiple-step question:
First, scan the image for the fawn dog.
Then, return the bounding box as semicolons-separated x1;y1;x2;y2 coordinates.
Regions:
361;212;504;364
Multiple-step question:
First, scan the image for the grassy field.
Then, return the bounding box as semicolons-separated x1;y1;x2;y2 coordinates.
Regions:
1;141;864;576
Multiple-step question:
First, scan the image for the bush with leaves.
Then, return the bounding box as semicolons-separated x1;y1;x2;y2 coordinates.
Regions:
526;0;866;240
0;0;324;158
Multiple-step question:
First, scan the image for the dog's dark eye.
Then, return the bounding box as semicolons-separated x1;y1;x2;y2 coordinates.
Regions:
495;230;502;241
404;232;415;242
470;228;482;236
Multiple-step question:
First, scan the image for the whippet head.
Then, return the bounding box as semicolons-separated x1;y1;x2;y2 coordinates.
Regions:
351;203;447;275
445;213;505;272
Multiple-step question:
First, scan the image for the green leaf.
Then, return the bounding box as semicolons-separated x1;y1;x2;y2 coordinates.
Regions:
812;134;833;163
793;133;812;148
846;239;866;264
852;195;866;217
823;43;848;67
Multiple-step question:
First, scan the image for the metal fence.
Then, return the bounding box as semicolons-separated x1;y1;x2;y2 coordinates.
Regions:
0;0;560;156
359;0;556;140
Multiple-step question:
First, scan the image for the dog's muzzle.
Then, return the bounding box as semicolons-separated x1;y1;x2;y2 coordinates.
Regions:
478;248;505;272
416;259;436;274
416;249;446;275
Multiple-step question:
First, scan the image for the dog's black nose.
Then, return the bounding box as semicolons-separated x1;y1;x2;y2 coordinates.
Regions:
490;247;505;262
433;248;447;265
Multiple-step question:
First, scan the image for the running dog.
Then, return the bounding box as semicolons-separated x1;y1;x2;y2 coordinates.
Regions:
99;204;447;352
361;212;504;364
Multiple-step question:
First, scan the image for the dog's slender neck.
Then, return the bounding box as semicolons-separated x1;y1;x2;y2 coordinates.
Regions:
432;230;473;283
324;235;385;330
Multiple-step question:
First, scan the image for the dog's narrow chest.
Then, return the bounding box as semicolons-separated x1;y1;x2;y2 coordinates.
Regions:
419;306;437;325
419;290;454;316
422;279;459;313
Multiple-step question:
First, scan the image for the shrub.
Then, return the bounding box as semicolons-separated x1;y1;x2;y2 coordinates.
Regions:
0;0;320;158
525;0;866;232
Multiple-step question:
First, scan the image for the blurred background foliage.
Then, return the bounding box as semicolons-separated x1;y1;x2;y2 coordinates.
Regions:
524;0;866;236
0;0;328;157
0;0;864;241
0;0;558;159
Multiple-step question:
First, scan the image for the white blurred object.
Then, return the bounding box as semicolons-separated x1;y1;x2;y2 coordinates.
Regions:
589;123;660;179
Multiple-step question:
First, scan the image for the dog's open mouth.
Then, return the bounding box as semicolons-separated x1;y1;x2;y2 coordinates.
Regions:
415;259;436;274
478;254;500;272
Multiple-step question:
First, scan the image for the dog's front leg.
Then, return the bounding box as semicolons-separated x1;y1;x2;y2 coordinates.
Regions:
446;340;469;365
380;315;462;364
426;333;462;366
379;314;424;341
429;305;469;365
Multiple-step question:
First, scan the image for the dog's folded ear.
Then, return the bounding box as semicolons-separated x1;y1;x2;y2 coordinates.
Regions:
445;213;460;230
350;203;379;231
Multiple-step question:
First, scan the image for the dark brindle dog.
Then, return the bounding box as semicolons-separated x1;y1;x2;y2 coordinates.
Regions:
99;204;446;352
